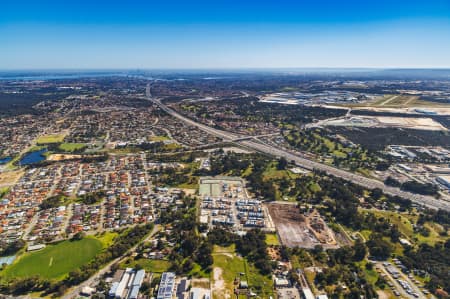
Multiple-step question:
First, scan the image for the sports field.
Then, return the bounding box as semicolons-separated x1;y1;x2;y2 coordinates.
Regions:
58;143;87;152
2;237;102;280
36;133;66;144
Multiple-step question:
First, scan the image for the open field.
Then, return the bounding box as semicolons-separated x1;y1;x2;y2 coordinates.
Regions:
0;170;24;187
120;258;171;273
212;246;245;299
211;245;273;299
58;143;87;152
36;133;66;144
265;233;280;246
267;203;338;249
2;237;102;280
149;135;170;141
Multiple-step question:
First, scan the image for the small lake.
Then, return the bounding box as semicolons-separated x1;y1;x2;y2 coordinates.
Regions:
18;149;47;165
0;157;12;164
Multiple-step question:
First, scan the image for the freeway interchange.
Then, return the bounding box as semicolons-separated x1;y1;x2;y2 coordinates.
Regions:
145;84;450;211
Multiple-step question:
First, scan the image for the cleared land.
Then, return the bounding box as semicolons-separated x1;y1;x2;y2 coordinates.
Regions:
346;95;450;108
267;203;338;249
212;245;273;299
322;116;447;131
2;237;102;280
0;170;24;187
36;133;66;144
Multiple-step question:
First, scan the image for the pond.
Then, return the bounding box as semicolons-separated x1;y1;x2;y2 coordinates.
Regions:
0;157;12;165
18;149;47;165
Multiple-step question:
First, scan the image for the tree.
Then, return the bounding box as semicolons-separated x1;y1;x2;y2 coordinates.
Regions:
353;239;367;261
366;233;393;260
277;157;288;170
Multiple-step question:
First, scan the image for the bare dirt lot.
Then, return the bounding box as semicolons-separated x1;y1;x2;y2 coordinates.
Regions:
0;170;24;188
266;203;339;249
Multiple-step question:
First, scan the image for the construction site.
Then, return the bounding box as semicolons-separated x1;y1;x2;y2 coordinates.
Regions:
267;203;339;249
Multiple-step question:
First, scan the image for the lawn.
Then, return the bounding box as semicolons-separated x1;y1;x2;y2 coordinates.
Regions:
149;135;170;142
2;237;103;280
58;143;87;152
265;233;280;246
36;134;66;144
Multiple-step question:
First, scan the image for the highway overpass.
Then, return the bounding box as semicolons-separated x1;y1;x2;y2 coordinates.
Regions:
145;83;450;211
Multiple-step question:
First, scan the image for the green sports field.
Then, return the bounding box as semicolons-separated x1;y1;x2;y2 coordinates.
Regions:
2;238;102;280
36;134;66;144
58;143;87;152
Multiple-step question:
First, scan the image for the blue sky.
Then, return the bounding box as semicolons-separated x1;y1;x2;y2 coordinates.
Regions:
1;0;450;69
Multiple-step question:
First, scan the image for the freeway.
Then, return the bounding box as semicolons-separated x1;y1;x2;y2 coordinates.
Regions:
145;83;450;211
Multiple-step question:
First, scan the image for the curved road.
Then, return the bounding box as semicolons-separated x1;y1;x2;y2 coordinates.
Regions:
145;83;450;211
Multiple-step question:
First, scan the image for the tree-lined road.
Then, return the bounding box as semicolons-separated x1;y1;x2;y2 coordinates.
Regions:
145;83;450;211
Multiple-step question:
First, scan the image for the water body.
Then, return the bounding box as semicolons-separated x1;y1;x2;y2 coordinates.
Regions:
0;157;12;164
18;149;47;165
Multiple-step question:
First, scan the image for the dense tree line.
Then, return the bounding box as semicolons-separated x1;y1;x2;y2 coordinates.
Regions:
400;241;450;293
159;196;214;274
329;127;450;150
401;180;439;196
0;239;26;257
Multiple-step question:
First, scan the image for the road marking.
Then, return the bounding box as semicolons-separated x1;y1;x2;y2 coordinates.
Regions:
49;257;53;267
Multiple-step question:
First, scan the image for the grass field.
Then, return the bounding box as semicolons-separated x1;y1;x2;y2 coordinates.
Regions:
36;133;66;144
149;135;170;141
58;143;87;152
212;246;246;299
212;245;274;299
2;237;102;280
121;258;171;273
265;233;280;246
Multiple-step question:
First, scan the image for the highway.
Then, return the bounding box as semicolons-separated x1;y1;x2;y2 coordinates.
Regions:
145;83;450;211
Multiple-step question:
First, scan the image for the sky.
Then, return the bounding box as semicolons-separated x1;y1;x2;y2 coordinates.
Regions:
1;0;450;69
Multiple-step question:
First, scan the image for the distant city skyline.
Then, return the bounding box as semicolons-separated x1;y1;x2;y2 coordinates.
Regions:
1;0;450;69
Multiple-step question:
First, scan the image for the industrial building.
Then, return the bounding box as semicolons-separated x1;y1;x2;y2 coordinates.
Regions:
437;176;450;189
108;268;146;299
157;272;176;299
